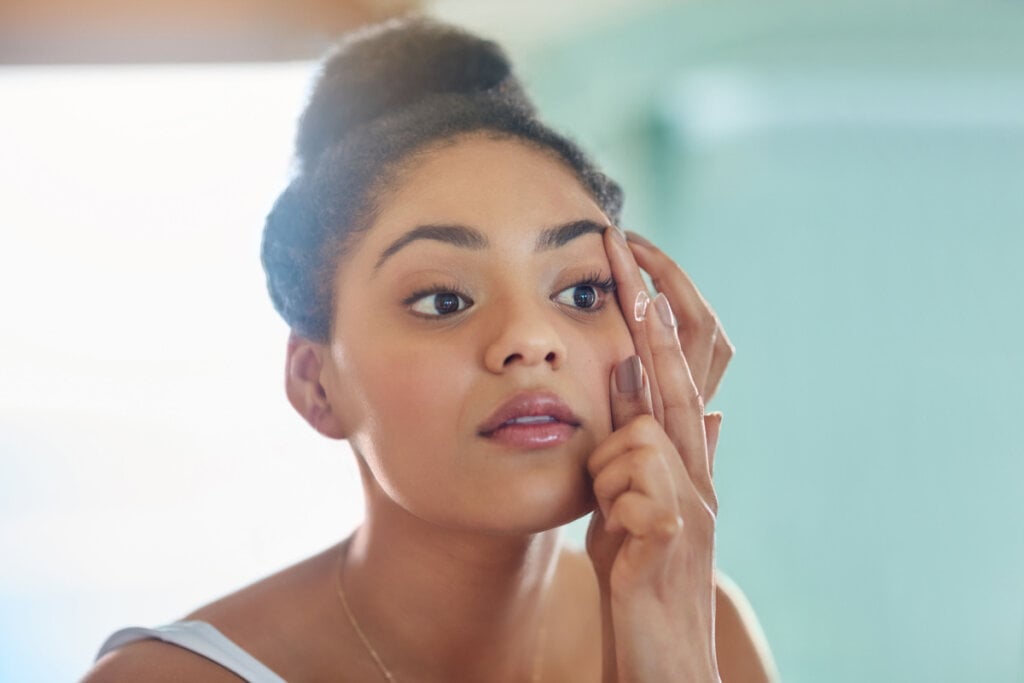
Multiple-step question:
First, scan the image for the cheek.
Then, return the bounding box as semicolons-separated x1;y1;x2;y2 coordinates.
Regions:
571;312;635;431
347;338;473;491
362;342;468;440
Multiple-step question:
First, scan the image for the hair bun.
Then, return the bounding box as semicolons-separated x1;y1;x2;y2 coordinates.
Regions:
296;17;530;174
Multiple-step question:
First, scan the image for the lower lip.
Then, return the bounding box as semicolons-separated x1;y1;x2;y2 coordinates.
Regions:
481;422;576;449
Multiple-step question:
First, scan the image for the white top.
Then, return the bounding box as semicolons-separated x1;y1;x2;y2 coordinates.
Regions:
95;620;287;683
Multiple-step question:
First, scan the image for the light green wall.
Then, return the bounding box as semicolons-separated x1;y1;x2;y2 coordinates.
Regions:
522;2;1024;681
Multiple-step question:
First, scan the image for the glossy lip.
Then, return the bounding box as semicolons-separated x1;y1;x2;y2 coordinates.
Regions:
477;390;582;438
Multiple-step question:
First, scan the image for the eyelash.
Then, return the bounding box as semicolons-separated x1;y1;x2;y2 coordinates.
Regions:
567;272;617;311
403;271;617;319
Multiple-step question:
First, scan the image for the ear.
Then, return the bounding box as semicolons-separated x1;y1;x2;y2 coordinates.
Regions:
285;331;347;440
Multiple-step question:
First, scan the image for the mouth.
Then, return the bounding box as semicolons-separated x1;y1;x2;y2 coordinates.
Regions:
477;390;582;449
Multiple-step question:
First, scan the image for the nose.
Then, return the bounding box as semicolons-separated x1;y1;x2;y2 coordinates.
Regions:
483;297;567;373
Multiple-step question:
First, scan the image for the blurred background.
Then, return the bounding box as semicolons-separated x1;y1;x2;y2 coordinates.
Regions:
1;1;1022;681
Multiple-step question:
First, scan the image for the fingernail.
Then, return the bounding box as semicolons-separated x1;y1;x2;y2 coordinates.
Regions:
633;291;650;322
625;230;655;249
653;293;677;329
615;355;643;394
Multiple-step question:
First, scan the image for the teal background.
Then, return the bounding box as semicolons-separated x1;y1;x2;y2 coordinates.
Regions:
1;2;1021;682
529;2;1024;682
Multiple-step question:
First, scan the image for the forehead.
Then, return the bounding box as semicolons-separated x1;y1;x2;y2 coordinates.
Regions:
365;134;607;245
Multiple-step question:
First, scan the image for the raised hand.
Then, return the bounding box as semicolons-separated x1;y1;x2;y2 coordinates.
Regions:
621;230;734;427
586;227;727;683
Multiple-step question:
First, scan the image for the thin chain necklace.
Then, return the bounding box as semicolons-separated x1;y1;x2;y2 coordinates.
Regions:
334;539;552;682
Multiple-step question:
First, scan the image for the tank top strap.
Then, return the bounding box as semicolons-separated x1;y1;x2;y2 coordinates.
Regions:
95;620;287;683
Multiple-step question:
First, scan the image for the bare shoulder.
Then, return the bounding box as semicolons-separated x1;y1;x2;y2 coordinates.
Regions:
715;570;780;683
81;639;245;683
81;542;346;683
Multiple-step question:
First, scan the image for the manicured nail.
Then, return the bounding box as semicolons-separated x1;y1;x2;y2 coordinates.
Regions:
615;355;643;394
634;291;650;322
625;230;655;249
653;293;677;329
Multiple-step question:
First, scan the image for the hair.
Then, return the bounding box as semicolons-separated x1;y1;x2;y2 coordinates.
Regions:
260;16;624;342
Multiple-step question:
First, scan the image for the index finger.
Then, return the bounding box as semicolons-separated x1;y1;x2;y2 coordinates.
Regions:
608;228;714;501
603;226;665;424
625;231;735;403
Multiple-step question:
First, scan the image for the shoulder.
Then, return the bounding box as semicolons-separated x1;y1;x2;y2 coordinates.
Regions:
81;638;245;683
715;571;780;683
81;542;346;683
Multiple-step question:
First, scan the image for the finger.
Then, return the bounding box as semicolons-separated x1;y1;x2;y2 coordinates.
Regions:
626;232;726;401
604;227;665;423
703;327;735;404
588;417;691;509
606;490;683;539
643;291;715;503
610;355;653;431
592;445;678;525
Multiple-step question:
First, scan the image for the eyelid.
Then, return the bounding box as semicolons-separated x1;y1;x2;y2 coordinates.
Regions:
403;283;474;319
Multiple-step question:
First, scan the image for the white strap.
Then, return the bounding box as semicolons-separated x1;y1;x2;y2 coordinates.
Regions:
95;620;287;683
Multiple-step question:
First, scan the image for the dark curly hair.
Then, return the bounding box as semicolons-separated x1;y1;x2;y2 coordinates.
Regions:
260;17;624;342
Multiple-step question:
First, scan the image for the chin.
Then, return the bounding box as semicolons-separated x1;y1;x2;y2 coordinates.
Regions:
475;473;595;536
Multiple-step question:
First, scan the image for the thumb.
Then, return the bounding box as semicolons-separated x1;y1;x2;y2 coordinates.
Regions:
610;355;654;430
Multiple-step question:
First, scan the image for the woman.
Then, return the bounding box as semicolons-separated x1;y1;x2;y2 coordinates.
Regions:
84;17;777;683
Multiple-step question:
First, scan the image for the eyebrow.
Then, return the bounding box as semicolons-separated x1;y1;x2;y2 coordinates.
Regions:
373;219;607;271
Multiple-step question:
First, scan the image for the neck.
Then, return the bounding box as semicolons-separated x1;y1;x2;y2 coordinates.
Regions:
339;458;564;682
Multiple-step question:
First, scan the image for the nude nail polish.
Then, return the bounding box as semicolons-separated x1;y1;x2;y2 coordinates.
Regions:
654;293;677;328
615;355;643;394
625;230;655;249
608;225;628;248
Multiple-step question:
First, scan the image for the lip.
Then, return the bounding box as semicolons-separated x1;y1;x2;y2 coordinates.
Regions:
477;390;582;447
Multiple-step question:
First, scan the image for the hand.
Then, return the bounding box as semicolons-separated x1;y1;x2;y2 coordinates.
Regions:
621;230;734;419
585;227;725;683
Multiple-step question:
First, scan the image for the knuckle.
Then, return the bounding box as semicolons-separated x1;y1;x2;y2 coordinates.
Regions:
630;414;662;439
697;311;717;334
717;333;735;358
629;445;662;474
683;500;716;532
592;472;619;499
653;512;684;540
663;388;704;415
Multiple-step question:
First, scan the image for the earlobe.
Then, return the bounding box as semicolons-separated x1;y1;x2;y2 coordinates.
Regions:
284;332;347;440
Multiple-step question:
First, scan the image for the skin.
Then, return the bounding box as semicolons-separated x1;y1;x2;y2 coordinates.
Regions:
83;133;777;683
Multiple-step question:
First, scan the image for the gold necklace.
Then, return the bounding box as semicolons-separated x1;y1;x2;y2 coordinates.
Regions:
335;540;551;682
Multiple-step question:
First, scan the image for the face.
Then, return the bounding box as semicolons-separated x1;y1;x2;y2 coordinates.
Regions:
320;134;633;534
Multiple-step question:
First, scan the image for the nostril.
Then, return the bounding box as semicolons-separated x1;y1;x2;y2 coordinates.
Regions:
545;352;556;363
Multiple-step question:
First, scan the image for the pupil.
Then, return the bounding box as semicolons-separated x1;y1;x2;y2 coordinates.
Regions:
434;293;460;314
573;286;596;308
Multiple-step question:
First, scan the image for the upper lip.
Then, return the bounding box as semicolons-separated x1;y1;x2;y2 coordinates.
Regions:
477;390;582;436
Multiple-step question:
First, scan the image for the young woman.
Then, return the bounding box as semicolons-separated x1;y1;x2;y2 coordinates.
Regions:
84;17;776;683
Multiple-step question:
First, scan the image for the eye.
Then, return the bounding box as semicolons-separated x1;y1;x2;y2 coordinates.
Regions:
554;284;601;309
408;290;473;317
553;274;615;311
